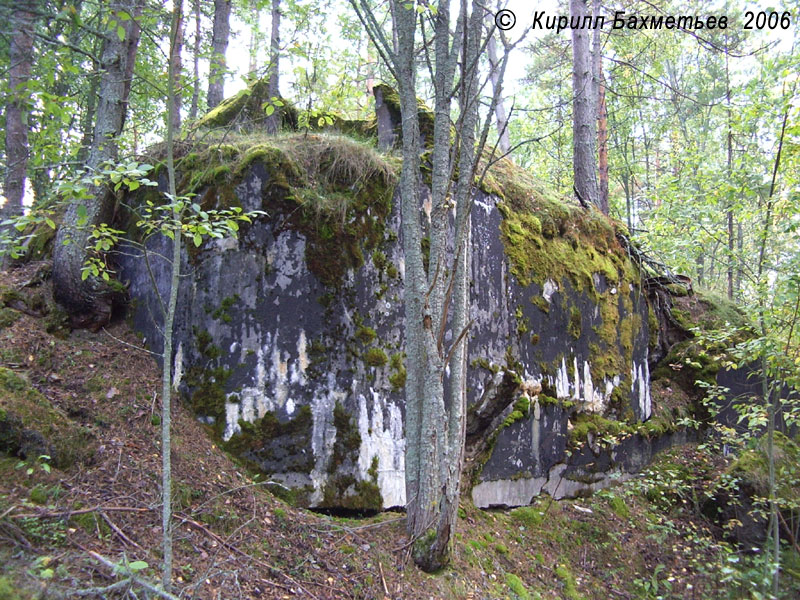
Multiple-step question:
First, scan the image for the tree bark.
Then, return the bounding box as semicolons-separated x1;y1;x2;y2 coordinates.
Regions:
264;0;281;134
208;0;232;109
161;4;183;589
571;0;599;209
351;0;504;571
170;0;184;131
189;0;201;120
247;0;261;77
487;33;509;154
592;0;608;214
3;2;36;221
53;0;142;327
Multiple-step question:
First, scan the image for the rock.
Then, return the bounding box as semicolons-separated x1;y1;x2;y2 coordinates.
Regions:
119;131;661;510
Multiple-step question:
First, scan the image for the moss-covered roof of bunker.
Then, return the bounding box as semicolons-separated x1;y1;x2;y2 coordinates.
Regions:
480;156;638;294
141;129;640;293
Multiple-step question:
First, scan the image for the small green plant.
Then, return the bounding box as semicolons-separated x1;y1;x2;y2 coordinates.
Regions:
15;454;51;476
632;563;672;598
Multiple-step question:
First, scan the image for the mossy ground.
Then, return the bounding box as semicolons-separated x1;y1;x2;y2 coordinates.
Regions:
1;265;792;599
0;367;92;469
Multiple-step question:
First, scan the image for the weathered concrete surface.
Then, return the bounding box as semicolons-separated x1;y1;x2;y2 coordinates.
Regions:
119;147;659;510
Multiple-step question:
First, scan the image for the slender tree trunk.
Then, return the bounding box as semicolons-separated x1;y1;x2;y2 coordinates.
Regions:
735;220;743;298
391;0;425;545
161;4;183;589
53;0;142;327
189;0;201;120
170;0;184;131
757;93;790;597
352;0;504;572
571;0;599;208
247;0;260;77
208;0;232;109
725;40;734;300
592;0;608;215
3;2;36;221
486;33;509;154
264;0;281;133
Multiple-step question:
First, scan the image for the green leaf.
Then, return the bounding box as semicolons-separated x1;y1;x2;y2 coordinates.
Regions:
45;218;56;230
265;104;275;116
128;180;140;191
128;561;149;572
117;25;125;41
193;233;202;247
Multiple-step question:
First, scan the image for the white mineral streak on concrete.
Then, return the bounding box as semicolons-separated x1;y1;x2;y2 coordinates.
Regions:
223;328;299;440
474;196;494;214
549;357;619;412
531;398;541;471
357;390;406;508
473;464;636;508
556;357;570;399
215;236;239;252
290;329;308;385
273;232;305;291
583;360;596;410
472;476;546;508
172;342;183;391
631;357;652;420
309;376;346;505
572;356;580;401
542;278;558;303
270;332;289;407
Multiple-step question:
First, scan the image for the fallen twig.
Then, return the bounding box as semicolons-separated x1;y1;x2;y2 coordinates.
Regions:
87;551;181;600
100;511;144;551
10;505;151;520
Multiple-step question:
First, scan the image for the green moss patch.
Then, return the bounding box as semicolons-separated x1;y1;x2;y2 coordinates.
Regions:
143;131;398;288
224;405;314;475
363;347;388;367
0;368;92;469
319;403;383;511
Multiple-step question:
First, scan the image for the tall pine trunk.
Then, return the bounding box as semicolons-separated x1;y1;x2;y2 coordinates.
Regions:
592;0;608;214
208;0;231;109
571;0;599;209
53;0;142;327
3;2;36;221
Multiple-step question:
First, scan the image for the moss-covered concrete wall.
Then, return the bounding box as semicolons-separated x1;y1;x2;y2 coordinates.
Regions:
119;131;660;510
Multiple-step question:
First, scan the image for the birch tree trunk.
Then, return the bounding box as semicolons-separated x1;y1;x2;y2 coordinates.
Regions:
53;0;142;327
571;0;599;208
208;0;232;109
3;2;36;221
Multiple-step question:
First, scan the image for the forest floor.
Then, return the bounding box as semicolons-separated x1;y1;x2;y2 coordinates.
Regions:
0;261;780;599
